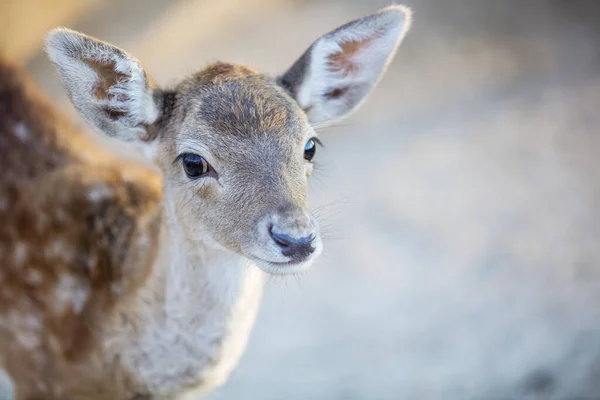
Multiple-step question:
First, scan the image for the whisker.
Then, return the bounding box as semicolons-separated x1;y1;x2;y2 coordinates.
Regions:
292;273;305;294
312;160;335;174
313;121;357;130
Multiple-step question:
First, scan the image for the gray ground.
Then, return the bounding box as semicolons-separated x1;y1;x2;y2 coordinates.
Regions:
27;0;600;398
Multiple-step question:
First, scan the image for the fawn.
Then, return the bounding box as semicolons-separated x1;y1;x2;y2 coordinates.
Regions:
44;5;412;398
0;55;163;399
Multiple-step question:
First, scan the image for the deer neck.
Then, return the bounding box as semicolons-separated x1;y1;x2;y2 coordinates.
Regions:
112;190;265;395
159;194;264;318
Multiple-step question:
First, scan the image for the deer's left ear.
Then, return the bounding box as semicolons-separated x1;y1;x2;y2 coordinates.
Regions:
45;28;161;142
278;5;412;125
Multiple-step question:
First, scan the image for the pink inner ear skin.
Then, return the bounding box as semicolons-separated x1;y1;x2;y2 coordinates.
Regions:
327;38;370;76
81;58;128;101
326;35;379;77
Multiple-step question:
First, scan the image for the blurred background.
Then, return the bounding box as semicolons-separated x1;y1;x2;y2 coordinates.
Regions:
2;0;600;398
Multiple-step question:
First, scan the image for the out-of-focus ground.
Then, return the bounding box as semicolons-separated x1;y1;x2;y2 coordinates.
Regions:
12;0;600;398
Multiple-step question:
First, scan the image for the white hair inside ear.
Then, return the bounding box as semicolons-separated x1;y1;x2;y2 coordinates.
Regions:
280;5;412;126
45;28;160;142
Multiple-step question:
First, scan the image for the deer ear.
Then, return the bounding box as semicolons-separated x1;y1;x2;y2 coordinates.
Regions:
45;28;161;142
278;5;412;126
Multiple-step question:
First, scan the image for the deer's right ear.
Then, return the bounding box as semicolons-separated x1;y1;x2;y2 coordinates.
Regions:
278;5;412;126
45;28;161;142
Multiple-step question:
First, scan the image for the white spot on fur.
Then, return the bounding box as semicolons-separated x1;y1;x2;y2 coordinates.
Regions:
25;315;42;329
13;122;29;141
13;243;27;265
44;239;69;260
54;208;69;223
87;184;114;202
8;314;42;350
36;381;49;393
26;270;43;285
17;331;40;349
110;282;123;296
54;275;88;313
72;285;88;313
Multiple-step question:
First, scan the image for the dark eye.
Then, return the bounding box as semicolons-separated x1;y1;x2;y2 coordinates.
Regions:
304;138;317;161
179;153;210;179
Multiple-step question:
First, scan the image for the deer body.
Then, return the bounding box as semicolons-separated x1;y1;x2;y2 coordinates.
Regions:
45;5;412;398
0;56;163;399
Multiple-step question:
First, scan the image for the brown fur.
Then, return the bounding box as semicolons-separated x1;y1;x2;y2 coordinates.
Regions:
190;62;257;85
190;64;300;139
0;57;163;399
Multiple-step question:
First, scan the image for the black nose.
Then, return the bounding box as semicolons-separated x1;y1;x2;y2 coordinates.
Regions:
269;225;315;260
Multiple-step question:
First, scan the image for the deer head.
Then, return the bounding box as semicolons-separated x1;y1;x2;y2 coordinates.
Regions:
45;5;412;274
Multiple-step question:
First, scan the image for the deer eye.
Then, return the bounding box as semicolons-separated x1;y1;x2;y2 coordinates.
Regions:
179;153;210;179
304;138;317;161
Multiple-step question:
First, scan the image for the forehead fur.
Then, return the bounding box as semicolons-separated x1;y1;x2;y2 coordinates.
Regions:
177;62;306;141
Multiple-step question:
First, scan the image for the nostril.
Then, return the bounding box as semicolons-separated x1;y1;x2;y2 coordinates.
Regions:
269;224;316;259
269;225;292;248
269;226;313;246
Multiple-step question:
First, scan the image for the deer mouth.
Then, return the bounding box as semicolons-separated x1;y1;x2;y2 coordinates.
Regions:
248;255;316;275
